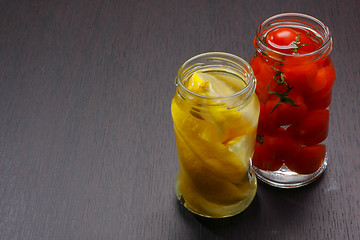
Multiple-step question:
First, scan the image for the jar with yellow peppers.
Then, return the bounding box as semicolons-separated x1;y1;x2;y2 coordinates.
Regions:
171;52;260;217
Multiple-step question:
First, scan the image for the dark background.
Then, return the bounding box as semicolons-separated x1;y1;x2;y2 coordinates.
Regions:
1;0;359;239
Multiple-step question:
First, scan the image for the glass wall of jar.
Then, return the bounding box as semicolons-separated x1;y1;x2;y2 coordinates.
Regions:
250;13;335;188
171;52;260;217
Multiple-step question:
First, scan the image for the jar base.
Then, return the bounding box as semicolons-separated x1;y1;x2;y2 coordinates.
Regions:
175;173;257;218
253;154;328;188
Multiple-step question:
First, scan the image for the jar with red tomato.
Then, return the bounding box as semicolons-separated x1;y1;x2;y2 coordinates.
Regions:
250;13;335;188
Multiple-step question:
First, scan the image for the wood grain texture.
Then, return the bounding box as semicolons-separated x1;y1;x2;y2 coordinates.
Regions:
0;0;359;239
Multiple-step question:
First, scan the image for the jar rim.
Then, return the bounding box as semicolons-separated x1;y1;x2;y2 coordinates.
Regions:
175;52;256;101
255;12;332;58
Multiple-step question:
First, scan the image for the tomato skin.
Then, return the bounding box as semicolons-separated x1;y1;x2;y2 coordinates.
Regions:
281;62;318;93
265;27;299;54
265;90;308;126
285;145;326;174
250;55;275;103
306;63;335;94
253;129;301;171
257;102;280;135
286;109;330;146
317;56;333;68
306;89;332;110
304;61;335;109
265;27;322;55
268;128;301;160
252;141;283;171
293;29;322;54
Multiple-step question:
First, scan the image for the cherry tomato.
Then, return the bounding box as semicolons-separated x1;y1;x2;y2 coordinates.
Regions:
306;62;335;94
252;141;282;171
253;129;300;171
285;145;326;174
268;128;301;160
267;78;289;94
306;89;332;110
252;133;285;171
281;62;318;93
265;27;322;54
257;102;279;135
265;90;308;126
305;61;335;109
265;27;299;54
250;55;275;103
317;56;333;68
292;28;322;54
286;109;330;145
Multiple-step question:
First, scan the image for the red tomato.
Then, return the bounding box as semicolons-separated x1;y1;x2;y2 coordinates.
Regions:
292;28;322;54
267;128;301;160
265;27;299;54
306;89;332;110
252;141;283;171
267;78;289;94
286;109;330;145
306;62;335;94
257;102;279;135
281;62;318;93
250;55;275;103
285;145;326;174
265;27;322;54
265;90;308;126
253;129;301;171
305;62;335;109
317;56;333;68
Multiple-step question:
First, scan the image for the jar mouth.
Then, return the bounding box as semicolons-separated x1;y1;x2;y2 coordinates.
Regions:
255;13;332;59
175;52;256;101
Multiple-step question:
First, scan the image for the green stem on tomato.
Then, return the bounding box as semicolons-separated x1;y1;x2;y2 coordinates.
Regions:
256;134;264;145
272;67;288;87
267;83;299;113
304;31;323;45
291;33;311;53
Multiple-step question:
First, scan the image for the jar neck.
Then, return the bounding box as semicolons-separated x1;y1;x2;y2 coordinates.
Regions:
254;13;333;63
175;52;256;108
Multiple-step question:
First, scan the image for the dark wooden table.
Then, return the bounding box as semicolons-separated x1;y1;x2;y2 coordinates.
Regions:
1;0;359;239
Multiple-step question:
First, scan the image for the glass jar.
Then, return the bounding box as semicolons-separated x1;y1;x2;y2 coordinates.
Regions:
171;52;260;218
250;13;335;188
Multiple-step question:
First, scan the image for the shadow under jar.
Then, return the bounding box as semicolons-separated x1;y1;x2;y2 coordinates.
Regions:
250;13;335;188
